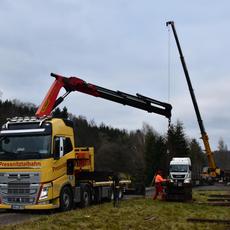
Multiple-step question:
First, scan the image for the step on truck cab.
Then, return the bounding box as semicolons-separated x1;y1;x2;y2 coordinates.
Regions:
166;157;192;201
0;117;130;211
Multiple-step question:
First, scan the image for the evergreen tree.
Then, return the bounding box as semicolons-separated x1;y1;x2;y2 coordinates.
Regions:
52;107;68;119
144;129;157;186
188;139;205;179
3;98;229;186
0;99;36;126
214;137;230;170
142;122;168;185
217;137;228;151
167;121;189;158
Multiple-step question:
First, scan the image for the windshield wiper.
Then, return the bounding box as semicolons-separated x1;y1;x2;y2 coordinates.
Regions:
16;152;42;160
0;151;17;160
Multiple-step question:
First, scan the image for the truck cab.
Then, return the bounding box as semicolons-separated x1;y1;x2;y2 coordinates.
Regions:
0;116;130;211
0;117;78;210
169;157;192;185
166;157;192;201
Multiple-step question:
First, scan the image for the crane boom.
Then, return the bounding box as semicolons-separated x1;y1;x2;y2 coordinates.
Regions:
166;21;218;177
36;73;172;120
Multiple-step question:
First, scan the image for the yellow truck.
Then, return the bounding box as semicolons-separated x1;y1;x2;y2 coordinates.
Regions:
0;73;172;211
0;117;131;211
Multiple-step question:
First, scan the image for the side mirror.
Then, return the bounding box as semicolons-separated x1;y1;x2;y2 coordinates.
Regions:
53;137;63;160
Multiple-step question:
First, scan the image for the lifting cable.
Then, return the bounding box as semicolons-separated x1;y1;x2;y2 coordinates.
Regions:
167;24;171;105
167;25;172;130
166;24;172;155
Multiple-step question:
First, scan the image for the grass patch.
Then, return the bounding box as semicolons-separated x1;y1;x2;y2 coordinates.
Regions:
1;191;230;230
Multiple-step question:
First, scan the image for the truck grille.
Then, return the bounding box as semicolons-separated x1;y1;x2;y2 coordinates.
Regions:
172;174;185;179
8;188;31;195
0;172;40;205
8;174;30;179
7;197;35;204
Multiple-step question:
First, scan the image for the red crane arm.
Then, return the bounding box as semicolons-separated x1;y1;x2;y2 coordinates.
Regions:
36;73;172;119
36;73;99;117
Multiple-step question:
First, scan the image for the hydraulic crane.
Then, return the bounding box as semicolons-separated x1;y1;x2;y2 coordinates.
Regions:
166;21;220;179
1;72;172;211
36;73;172;120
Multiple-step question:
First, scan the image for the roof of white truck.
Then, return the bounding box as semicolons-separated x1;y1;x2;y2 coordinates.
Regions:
170;157;191;165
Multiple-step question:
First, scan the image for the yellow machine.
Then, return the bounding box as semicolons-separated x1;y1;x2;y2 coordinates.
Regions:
0;73;172;211
166;21;220;182
0;117;129;211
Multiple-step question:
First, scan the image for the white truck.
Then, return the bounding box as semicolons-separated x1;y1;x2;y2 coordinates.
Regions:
165;157;192;201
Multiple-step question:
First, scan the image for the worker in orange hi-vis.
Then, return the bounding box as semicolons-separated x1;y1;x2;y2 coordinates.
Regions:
152;170;168;200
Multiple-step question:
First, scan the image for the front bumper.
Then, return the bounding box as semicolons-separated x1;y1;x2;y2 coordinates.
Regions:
0;197;60;210
0;203;59;210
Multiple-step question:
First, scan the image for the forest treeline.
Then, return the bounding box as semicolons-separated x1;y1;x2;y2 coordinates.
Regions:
0;99;229;186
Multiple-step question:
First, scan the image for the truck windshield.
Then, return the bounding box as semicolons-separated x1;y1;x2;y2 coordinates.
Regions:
170;165;188;172
0;135;51;160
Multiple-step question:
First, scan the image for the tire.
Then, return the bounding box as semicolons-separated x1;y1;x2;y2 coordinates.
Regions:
80;185;91;208
59;186;73;212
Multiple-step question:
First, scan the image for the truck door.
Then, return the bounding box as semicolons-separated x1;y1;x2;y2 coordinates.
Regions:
53;136;74;179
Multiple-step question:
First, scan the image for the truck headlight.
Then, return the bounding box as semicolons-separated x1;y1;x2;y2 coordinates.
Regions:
39;183;51;200
184;178;191;184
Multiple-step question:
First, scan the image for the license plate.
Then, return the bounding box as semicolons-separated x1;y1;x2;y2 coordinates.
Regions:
178;182;182;187
12;205;25;210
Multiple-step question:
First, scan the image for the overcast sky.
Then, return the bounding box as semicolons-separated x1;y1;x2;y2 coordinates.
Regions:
0;1;229;150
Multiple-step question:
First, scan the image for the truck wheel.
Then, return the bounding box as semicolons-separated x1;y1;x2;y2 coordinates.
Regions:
80;185;91;208
59;186;73;211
